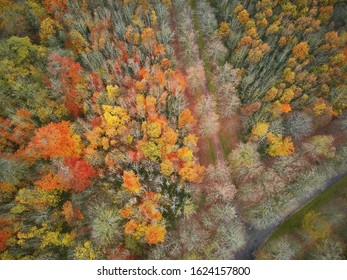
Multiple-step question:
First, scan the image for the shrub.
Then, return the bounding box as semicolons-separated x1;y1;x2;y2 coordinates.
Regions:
261;235;301;260
310;238;345;260
303;135;336;161
302;211;331;239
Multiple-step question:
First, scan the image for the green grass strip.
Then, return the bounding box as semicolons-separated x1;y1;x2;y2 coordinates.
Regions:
262;174;347;245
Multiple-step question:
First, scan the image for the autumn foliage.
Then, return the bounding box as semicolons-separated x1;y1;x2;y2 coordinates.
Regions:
48;54;84;118
35;172;67;191
0;0;345;261
25;121;81;160
145;225;167;245
267;133;295;157
61;157;97;192
123;171;141;194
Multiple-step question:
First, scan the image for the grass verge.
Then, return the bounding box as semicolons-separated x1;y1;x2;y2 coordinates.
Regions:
256;174;347;258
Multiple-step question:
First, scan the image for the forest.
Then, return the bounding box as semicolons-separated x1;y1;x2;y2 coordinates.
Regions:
0;0;346;260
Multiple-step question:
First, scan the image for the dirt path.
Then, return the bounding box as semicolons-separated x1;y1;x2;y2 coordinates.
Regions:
169;3;226;165
169;2;347;260
167;6;185;75
186;2;226;164
200;83;226;163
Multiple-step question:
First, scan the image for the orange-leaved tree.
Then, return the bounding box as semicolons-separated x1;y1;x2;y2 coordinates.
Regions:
25;121;81;160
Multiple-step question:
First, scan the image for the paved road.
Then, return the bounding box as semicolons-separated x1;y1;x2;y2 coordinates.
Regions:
235;172;347;259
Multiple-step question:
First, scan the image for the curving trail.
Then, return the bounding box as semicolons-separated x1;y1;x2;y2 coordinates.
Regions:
235;172;347;259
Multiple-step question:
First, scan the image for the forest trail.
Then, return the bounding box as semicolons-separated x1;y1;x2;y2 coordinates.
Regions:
167;6;185;75
188;0;242;161
169;1;346;261
168;3;226;165
235;172;347;259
